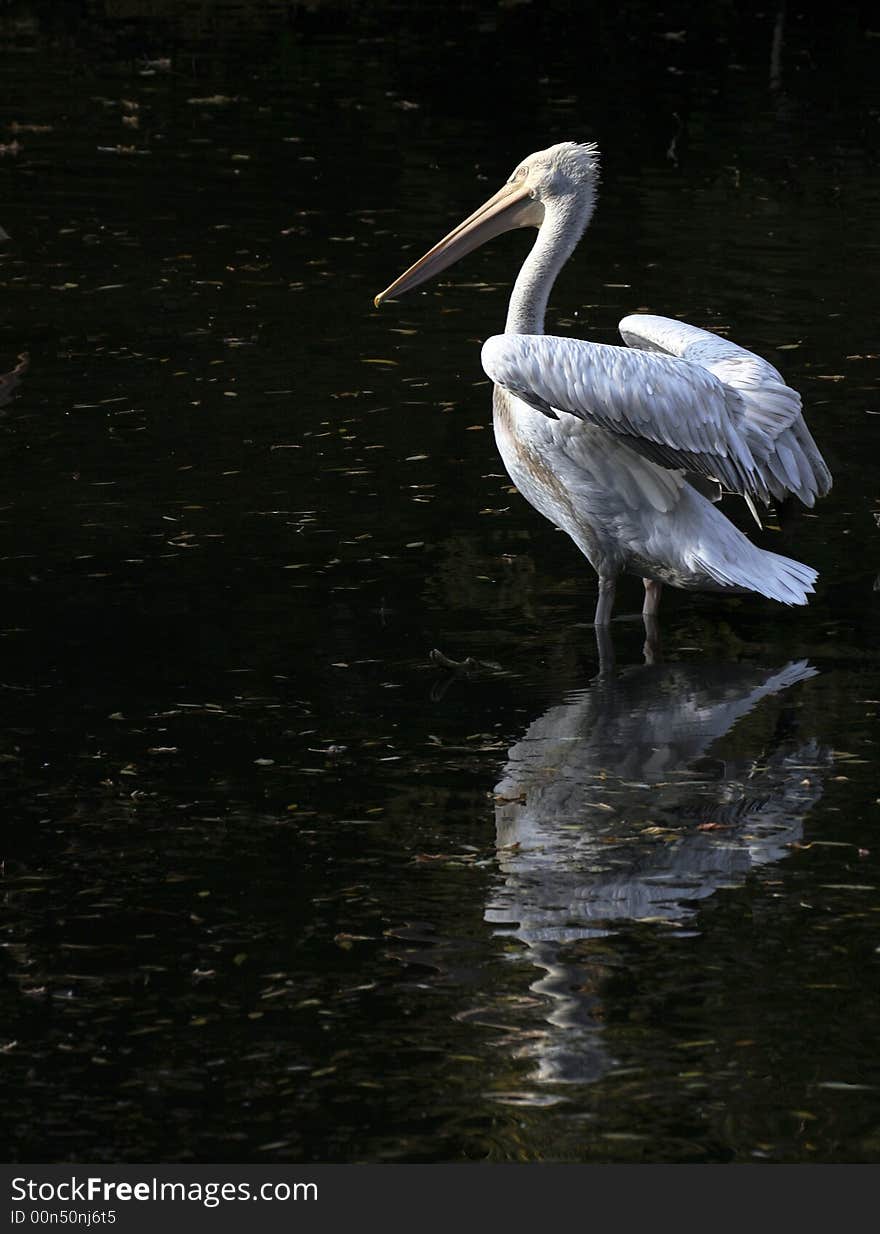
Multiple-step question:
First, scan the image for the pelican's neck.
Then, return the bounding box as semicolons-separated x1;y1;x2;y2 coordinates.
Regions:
504;194;595;336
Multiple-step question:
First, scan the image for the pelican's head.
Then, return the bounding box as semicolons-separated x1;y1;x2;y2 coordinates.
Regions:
507;141;601;207
374;141;600;307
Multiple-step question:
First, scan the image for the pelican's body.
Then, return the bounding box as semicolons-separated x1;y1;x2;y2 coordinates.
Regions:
375;142;831;624
491;388;729;596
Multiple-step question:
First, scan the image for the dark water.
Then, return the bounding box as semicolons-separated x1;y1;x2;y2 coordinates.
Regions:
1;2;879;1163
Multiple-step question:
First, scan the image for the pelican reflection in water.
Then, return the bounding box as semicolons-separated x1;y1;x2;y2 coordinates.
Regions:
376;143;831;625
477;637;826;1085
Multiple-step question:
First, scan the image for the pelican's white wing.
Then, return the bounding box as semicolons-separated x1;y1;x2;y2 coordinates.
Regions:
482;332;769;501
619;315;832;506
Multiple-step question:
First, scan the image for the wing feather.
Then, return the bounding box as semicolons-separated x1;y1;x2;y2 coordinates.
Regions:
482;333;768;500
619;314;832;505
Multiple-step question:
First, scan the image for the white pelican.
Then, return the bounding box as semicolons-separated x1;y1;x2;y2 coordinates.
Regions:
374;142;832;625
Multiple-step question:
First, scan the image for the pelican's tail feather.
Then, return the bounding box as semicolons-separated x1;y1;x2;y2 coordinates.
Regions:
693;542;818;606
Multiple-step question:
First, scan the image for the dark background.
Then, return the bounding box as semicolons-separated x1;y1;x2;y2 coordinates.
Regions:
1;0;879;1164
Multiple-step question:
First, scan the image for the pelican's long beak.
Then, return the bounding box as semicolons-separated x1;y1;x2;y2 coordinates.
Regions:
374;179;542;307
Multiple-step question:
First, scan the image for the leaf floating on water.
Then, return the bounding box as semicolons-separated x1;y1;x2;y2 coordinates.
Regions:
489;1091;568;1109
361;358;398;366
333;933;371;949
96;145;149;156
187;95;240;106
8;121;53;133
820;884;875;891
816;1081;875;1091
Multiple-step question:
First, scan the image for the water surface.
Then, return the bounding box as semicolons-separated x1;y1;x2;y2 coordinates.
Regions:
1;3;879;1163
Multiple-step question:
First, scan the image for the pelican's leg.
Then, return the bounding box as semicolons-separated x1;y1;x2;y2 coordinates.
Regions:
642;578;662;619
594;576;616;626
642;614;661;665
594;623;615;675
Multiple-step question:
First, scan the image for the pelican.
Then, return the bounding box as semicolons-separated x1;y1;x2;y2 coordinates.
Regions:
374;142;831;624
